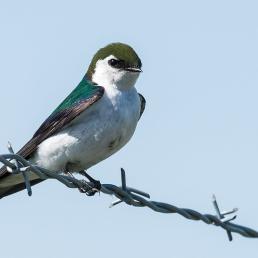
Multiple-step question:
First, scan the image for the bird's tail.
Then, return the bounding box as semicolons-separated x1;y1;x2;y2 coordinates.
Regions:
0;166;43;199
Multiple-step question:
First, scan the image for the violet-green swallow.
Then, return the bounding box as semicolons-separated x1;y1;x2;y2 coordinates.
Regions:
0;43;145;198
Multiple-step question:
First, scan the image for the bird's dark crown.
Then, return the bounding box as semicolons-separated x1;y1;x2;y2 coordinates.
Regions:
86;42;142;80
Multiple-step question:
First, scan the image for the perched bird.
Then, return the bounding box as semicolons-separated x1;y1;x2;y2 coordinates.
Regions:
0;43;145;198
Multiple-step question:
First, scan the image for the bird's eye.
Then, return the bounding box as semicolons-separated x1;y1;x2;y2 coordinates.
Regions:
108;59;119;67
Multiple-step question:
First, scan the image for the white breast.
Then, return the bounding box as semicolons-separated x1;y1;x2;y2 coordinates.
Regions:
31;86;141;172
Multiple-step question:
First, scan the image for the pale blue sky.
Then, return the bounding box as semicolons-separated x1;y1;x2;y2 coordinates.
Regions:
0;1;257;257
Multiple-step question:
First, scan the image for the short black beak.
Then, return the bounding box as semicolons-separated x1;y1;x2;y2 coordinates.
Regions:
124;67;143;73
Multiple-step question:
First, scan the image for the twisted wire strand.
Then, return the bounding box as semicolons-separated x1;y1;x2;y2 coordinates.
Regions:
101;184;258;238
0;153;258;240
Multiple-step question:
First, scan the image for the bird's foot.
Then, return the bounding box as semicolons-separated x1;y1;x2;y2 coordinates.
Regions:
78;171;101;196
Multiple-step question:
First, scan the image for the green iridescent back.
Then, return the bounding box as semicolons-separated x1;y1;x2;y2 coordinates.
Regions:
53;78;101;114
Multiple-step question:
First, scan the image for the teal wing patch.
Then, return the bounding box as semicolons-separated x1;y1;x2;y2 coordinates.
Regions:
0;79;104;178
21;79;104;158
0;79;104;198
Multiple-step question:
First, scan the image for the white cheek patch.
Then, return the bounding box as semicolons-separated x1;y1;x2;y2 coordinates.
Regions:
92;55;140;90
92;55;117;86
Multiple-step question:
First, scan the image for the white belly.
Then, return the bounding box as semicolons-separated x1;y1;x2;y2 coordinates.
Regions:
30;87;141;172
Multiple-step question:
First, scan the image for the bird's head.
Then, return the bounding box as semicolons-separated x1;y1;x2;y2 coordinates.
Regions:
86;43;142;91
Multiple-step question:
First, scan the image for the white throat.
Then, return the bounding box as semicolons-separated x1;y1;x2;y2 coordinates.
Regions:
91;55;140;91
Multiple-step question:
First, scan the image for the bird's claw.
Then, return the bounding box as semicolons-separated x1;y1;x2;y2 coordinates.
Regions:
78;171;101;196
78;179;101;196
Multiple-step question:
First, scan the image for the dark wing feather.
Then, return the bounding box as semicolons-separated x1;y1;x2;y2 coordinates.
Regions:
138;93;146;120
0;84;104;198
18;90;104;158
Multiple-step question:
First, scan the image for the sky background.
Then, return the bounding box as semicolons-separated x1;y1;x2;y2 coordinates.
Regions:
0;0;258;257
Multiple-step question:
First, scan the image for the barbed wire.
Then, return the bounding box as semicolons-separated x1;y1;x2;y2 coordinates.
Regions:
0;149;258;241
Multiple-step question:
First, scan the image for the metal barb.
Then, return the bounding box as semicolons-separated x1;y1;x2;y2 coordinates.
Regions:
212;194;237;241
121;168;127;191
109;200;123;208
7;143;32;196
221;208;238;216
7;142;14;154
109;168;128;207
109;168;151;208
0;152;258;240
